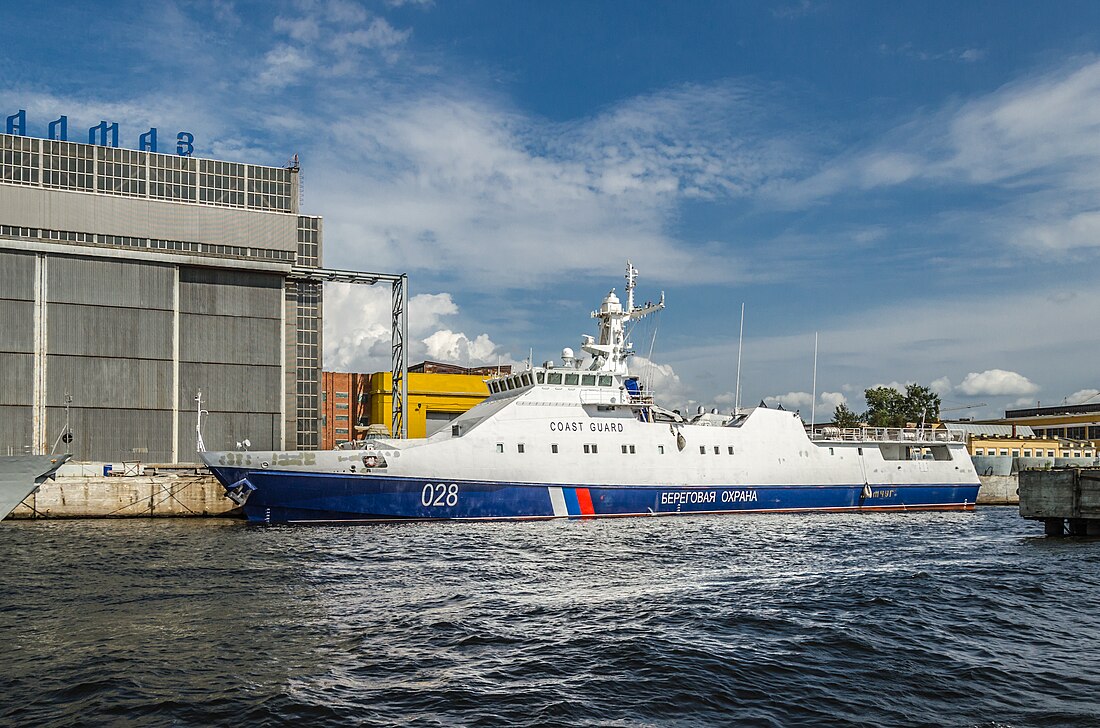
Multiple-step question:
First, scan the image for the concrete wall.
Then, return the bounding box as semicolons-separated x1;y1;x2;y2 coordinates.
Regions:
977;474;1018;505
8;474;238;518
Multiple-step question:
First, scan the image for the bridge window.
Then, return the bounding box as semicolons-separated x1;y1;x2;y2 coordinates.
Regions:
599;375;613;386
547;372;563;385
565;373;579;386
537;372;546;384
581;374;596;386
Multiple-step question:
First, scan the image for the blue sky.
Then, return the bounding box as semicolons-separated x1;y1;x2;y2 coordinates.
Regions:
5;0;1100;419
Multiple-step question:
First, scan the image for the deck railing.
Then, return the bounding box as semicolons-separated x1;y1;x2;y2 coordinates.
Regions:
809;426;966;443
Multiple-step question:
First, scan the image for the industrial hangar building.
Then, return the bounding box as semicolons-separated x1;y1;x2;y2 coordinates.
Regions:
0;128;323;463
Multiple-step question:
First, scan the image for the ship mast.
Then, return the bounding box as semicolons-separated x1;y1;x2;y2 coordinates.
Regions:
582;261;664;373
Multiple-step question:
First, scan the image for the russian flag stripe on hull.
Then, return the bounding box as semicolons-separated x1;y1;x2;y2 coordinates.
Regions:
548;487;568;517
575;488;595;517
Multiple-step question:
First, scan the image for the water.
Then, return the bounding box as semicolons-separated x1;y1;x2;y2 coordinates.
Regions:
2;508;1099;727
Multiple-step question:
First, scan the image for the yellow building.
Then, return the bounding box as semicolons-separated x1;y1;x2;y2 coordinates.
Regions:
967;435;1093;459
366;362;506;439
993;403;1100;450
947;421;1096;459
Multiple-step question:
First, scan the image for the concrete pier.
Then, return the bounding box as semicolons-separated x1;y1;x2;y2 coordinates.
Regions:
8;470;238;519
977;474;1018;505
1019;469;1100;536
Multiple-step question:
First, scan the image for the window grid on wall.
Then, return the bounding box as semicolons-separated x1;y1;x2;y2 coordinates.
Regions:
97;147;146;196
149;155;197;202
1;134;39;185
295;280;322;449
297;216;320;266
248;164;292;212
199;159;245;207
0;224;294;262
2;132;302;214
42;139;94;191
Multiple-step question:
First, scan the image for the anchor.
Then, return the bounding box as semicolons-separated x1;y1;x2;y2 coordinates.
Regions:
225;477;256;506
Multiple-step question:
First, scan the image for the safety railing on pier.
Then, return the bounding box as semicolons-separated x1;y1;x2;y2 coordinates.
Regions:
809;426;966;443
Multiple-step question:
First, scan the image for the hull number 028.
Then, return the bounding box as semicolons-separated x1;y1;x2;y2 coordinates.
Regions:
421;483;459;507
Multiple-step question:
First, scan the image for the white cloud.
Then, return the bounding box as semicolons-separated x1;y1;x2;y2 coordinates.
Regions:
312;83;796;286
1066;388;1100;405
422;330;498;364
631;356;693;412
930;377;953;395
763;391;847;414
332;18;411;54
877;43;988;64
257;45;314;89
1014;210;1100;251
957;369;1040;396
273;15;322;43
765;391;813;410
322;282;513;373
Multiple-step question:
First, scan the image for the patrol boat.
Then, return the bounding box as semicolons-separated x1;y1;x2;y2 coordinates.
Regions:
202;263;980;524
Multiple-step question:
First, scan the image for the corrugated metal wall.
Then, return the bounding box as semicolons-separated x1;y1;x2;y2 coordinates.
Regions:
0;185;298;252
0;251;34;453
43;255;176;461
177;266;283;457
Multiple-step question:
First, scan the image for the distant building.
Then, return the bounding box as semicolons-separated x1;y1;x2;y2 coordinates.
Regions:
994;403;1100;449
0;128;322;461
320;361;510;446
945;421;1095;459
320;371;370;449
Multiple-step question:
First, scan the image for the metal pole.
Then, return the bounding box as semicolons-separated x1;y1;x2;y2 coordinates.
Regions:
811;332;818;432
391;275;409;439
734;302;744;412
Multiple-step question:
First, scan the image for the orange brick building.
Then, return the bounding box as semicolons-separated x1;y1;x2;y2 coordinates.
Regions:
320;372;371;449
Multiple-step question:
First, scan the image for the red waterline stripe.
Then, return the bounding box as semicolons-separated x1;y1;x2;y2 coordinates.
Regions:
576;488;595;516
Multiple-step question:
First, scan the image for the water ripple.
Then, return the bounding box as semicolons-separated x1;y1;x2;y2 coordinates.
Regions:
2;509;1099;726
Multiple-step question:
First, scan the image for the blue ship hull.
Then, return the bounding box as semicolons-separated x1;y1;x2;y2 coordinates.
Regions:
209;467;980;524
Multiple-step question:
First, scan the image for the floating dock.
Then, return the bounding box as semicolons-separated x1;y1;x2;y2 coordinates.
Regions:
1019;468;1100;536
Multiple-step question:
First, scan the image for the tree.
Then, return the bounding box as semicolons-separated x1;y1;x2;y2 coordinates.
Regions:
901;383;941;424
863;383;942;427
864;386;907;427
832;403;862;428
